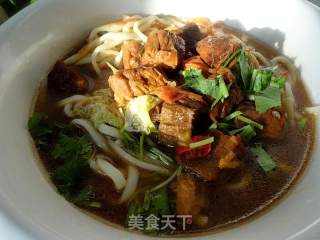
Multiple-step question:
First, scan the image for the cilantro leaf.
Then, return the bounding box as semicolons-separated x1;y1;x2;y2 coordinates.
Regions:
126;187;171;232
254;86;282;112
270;75;285;89
249;67;285;93
250;68;274;92
238;48;252;89
28;112;53;149
70;186;94;203
51;134;92;162
181;67;206;81
181;68;229;104
222;48;241;67
297;116;308;130
52;134;93;198
229;125;257;142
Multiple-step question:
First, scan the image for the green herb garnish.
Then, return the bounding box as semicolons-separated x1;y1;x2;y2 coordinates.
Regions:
28;112;53;149
126;187;171;232
181;68;229;105
189;137;214;149
250;145;276;172
238;48;252;89
229;125;256;141
52;133;93;198
254;86;282;112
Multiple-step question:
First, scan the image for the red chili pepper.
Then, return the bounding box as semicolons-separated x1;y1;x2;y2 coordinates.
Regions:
176;135;212;161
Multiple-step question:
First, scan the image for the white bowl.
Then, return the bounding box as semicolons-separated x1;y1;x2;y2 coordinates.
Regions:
0;0;319;239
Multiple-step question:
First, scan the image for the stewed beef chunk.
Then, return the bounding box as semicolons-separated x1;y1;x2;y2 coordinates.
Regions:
196;33;241;68
121;40;144;69
141;30;185;70
47;61;88;95
177;24;204;56
235;102;286;140
108;67;170;106
174;174;206;218
183;132;245;181
210;84;244;122
158;103;197;146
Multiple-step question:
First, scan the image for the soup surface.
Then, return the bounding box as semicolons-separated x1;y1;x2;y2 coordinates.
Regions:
29;15;314;235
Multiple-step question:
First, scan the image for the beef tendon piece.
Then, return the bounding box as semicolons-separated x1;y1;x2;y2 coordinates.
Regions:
236;103;286;139
214;134;244;169
158;103;196;146
108;67;170;106
141;29;185;70
196;33;241;68
174;175;206;218
121;40;144;69
47;61;88;95
210;85;244;122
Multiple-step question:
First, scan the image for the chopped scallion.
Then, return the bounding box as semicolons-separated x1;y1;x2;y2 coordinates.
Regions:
228;125;256;141
237;115;264;130
209;123;217;129
139;133;144;159
250;145;276;172
224;111;243;121
297;117;307;130
222;48;241;67
224;111;263;130
189;137;214;149
239;125;256;141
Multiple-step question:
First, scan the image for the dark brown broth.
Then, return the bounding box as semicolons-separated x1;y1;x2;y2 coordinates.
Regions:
33;24;314;236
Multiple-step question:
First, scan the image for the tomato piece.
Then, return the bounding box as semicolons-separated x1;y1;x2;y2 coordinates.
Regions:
153;86;186;104
176;135;212;161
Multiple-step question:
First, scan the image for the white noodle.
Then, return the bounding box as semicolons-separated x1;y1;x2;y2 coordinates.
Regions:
122;21;135;33
105;62;118;74
271;56;297;84
64;38;102;64
114;50;123;68
305;106;320;115
253;51;271;67
284;82;296;125
119;166;139;203
91;33;139;74
99;32;139;42
133;15;158;42
248;51;260;68
98;124;121;139
63;103;74;118
76;50;119;65
89;16;142;42
161;15;186;28
106;138;170;175
149;166;181;192
133;22;148;42
94;156;126;191
89;25;122;42
71;119;113;155
58;95;87;107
